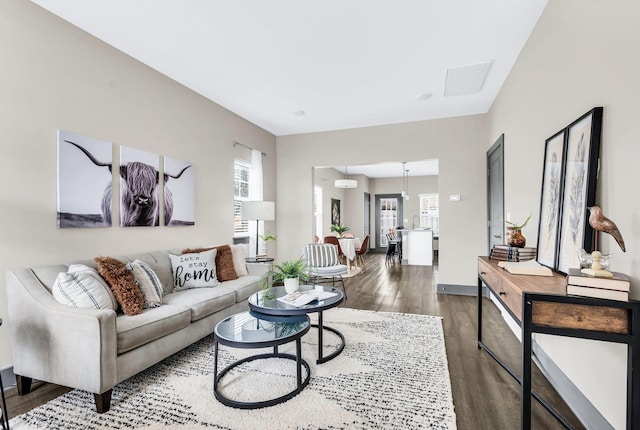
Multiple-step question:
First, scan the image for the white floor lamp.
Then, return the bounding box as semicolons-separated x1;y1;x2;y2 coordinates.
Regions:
241;201;275;258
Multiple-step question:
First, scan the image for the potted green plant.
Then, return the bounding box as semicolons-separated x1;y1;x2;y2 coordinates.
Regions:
262;257;311;297
259;232;276;242
505;214;532;248
330;224;350;238
258;232;276;258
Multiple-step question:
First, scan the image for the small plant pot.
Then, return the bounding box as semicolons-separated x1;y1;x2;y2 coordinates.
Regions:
508;229;526;248
284;278;299;294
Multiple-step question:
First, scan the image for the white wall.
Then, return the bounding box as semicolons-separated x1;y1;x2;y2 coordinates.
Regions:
488;1;640;428
276;115;487;288
0;0;276;367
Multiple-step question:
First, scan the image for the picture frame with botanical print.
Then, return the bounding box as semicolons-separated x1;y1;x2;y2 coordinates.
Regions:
536;129;566;269
556;107;603;274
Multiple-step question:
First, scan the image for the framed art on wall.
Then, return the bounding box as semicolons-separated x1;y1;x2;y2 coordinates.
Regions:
163;156;194;226
57;130;113;228
119;146;161;227
556;107;603;274
331;198;340;226
536;129;566;269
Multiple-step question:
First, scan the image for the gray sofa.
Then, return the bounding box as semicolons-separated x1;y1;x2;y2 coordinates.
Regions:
5;249;267;413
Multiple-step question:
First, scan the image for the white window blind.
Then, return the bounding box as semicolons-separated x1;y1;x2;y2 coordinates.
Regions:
234;159;250;236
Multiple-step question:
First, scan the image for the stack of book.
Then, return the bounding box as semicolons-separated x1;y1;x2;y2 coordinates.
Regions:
566;268;630;301
490;245;537;262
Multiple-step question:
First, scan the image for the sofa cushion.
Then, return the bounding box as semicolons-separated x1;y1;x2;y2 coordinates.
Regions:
116;305;191;354
162;286;236;322
220;275;263;303
182;245;238;282
169;249;219;291
52;265;118;310
127;260;163;308
95;256;144;316
230;244;249;276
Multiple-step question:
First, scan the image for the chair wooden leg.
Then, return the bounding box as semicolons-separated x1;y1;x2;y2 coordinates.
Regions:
359;255;366;272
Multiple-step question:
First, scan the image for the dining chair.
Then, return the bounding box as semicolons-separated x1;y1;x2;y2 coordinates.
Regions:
385;233;398;265
355;235;370;272
342;232;355;238
303;243;349;299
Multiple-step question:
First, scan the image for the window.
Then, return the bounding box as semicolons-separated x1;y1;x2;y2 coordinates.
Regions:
234;159;251;236
419;193;439;236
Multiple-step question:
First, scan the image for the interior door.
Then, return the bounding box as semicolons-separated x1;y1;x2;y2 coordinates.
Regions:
375;194;403;252
364;192;371;247
487;135;505;253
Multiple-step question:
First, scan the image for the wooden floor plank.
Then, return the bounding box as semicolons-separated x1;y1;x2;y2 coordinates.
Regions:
5;253;585;429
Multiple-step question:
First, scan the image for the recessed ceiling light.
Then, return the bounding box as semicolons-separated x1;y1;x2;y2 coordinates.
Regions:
417;92;433;101
292;110;305;116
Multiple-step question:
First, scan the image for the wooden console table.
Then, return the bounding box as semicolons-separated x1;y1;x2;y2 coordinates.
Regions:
477;256;640;430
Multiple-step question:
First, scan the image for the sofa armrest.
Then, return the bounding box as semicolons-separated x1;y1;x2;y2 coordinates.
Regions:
246;262;271;277
6;269;118;394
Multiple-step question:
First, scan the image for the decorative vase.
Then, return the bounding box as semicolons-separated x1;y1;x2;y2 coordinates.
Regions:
508;229;526;248
284;278;299;294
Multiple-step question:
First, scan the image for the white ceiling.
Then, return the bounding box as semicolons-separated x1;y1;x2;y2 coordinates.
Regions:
31;0;548;136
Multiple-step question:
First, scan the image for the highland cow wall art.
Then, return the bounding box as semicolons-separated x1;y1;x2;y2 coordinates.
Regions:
57;130;113;228
119;146;162;227
164;156;195;226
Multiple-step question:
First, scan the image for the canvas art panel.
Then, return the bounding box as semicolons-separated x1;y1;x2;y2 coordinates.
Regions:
163;156;195;226
119;146;161;227
536;130;565;269
557;107;602;274
57;130;113;228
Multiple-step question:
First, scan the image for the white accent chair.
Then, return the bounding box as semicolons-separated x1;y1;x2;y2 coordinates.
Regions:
303;244;349;299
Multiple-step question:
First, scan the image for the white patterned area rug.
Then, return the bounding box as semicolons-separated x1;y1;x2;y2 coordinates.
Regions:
11;308;457;429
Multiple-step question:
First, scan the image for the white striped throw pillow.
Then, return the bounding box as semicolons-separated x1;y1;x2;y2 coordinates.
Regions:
52;265;118;310
127;260;164;308
304;244;339;267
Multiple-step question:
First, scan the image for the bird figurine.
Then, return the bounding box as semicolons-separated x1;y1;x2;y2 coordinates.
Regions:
588;206;626;252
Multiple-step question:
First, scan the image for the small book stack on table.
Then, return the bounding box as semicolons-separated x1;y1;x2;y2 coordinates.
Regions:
490;245;537;262
566;268;631;302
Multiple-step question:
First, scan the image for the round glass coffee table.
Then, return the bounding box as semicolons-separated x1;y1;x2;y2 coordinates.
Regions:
248;285;345;364
213;311;311;409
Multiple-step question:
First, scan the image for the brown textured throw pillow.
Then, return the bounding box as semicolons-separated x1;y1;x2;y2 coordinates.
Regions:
95;256;144;316
182;245;238;282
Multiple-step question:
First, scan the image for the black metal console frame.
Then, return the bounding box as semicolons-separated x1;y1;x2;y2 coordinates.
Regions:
478;273;640;430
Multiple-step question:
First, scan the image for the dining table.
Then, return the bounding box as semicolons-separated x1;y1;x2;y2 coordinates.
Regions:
338;237;361;272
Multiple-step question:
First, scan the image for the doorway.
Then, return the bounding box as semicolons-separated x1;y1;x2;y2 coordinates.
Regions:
375;194;403;252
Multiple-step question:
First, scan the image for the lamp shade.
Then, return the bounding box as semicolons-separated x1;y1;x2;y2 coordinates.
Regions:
241;201;275;221
334;179;358;189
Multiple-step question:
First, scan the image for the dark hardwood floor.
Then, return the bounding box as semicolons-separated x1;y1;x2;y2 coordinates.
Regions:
5;252;585;429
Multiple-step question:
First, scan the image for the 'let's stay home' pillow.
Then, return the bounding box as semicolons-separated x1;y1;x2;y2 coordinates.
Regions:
169;248;219;291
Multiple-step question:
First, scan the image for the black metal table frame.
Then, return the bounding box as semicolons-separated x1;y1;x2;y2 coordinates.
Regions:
249;287;345;364
478;274;640;430
213;317;311;409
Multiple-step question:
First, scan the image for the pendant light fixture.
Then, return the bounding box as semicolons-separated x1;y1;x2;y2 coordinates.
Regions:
400;162;410;200
404;167;410;200
335;166;358;189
